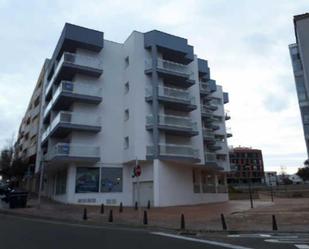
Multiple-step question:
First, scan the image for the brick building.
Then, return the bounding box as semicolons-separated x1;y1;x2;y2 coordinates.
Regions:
227;147;264;184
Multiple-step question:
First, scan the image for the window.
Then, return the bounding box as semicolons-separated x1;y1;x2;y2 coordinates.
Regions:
124;137;129;149
125;56;129;67
55;170;67;195
124;82;129;94
101;167;123;192
75;167;99;193
124;109;129;121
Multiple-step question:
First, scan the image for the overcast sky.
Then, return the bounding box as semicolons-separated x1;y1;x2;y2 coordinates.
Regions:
0;0;308;173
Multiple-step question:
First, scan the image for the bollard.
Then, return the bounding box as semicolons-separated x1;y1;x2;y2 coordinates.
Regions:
108;209;113;223
119;202;123;213
272;215;278;231
221;213;227;231
100;204;104;214
135;201;138;210
147;200;151;209
143;210;148;225
180;213;185;230
83;208;87;220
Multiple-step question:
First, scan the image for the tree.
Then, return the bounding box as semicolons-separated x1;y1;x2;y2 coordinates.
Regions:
0;147;13;178
297;160;309;181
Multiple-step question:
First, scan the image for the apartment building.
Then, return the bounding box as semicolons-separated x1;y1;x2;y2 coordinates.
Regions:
14;61;49;190
17;23;232;206
228;147;264;185
290;13;309;158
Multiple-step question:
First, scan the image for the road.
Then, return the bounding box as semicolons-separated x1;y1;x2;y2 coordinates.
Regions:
0;214;308;249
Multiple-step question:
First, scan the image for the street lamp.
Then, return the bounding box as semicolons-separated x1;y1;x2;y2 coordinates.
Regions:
245;164;253;208
38;159;47;209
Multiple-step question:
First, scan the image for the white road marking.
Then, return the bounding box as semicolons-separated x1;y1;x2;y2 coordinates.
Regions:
151;232;253;249
295;245;309;249
228;234;271;238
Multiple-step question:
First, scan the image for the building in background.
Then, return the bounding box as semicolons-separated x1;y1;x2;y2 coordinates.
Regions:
264;171;278;186
15;23;232;206
289;13;309;158
228;146;264;185
13;60;49;191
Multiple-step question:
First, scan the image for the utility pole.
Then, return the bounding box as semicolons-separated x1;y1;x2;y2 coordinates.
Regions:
37;160;45;209
246;165;253;208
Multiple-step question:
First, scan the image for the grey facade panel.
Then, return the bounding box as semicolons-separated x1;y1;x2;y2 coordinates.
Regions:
144;30;194;63
47;23;104;79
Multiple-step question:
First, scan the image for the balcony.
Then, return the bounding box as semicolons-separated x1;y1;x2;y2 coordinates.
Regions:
226;127;233;138
208;140;226;152
205;152;217;165
41;111;101;143
45;52;103;98
146;115;198;136
201;105;214;119
45;143;100;162
43;81;102;120
225;110;231;120
147;144;200;162
199;82;211;96
145;87;197;111
203;128;215;142
145;59;194;88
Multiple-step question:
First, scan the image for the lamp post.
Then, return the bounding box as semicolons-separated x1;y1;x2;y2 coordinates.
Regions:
245;164;253;209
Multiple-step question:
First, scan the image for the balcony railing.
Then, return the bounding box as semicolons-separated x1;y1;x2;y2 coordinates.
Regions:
226;127;233;137
44;81;101;117
203;128;215;140
201;105;213;115
46;143;100;161
45;52;103;96
199;82;211;94
147;144;199;158
41;111;101;142
145;59;192;75
146;86;195;105
225;110;231;120
205;152;217;162
147;115;197;131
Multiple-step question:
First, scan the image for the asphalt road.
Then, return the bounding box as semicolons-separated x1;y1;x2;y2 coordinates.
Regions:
0;214;308;249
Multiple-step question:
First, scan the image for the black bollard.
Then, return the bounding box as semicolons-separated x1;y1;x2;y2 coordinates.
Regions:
180;213;185;230
108;209;113;223
119;202;123;213
147;200;151;209
83;208;87;220
221;213;227;231
135;201;138;210
272;215;278;231
143;210;148;225
100;204;104;214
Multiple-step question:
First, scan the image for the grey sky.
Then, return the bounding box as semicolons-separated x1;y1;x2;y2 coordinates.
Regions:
0;0;308;173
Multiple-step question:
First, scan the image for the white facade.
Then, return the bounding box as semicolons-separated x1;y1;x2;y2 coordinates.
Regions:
27;24;232;207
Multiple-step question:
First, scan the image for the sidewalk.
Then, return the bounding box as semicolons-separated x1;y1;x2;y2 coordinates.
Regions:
0;197;308;232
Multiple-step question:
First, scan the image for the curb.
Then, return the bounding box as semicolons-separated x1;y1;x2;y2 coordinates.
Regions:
0;207;308;235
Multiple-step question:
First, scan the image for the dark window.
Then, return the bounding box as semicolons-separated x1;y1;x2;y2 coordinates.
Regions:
101;167;123;192
75;167;99;193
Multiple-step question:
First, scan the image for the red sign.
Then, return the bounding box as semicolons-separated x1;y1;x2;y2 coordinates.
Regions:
135;165;141;177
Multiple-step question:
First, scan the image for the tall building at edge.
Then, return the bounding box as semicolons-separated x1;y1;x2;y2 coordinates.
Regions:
15;23;232;206
290;13;309;158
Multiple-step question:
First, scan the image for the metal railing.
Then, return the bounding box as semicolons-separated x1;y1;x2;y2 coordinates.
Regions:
205;152;217;162
201;105;213;115
147;144;199;158
44;81;101;117
199;82;211;93
45;52;103;96
146;86;195;104
46;143;100;160
145;58;192;75
41;111;101;142
203;128;215;139
147;115;197;131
